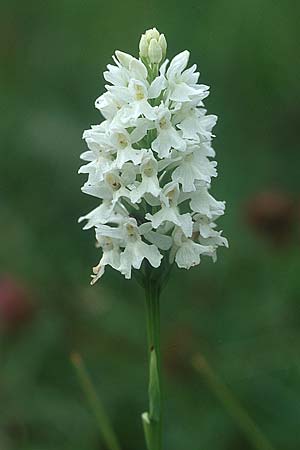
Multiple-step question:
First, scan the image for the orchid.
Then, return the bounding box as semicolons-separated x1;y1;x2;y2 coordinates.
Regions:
79;36;227;279
79;27;227;450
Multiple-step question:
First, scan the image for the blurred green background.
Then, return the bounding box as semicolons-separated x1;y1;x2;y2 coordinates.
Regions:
1;0;300;449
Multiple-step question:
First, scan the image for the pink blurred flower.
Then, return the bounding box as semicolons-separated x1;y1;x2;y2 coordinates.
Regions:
246;190;296;245
0;275;34;331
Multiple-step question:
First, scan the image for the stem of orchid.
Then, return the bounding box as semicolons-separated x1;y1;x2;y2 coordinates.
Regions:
142;272;162;450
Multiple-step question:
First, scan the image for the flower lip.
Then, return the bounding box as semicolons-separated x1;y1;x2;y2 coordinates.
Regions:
105;173;122;191
142;158;157;177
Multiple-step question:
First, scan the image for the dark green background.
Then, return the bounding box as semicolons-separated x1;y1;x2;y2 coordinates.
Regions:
1;0;300;449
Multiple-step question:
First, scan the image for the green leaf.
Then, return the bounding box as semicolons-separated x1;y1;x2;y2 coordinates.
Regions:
141;412;151;450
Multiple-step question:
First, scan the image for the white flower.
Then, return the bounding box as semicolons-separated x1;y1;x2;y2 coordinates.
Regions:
130;152;161;203
175;104;217;142
82;171;128;202
151;105;186;158
79;202;126;230
166;51;206;102
119;222;162;279
109;127;147;169
91;237;121;285
127;79;158;120
146;183;193;237
188;185;225;218
171;146;217;192
194;214;228;248
79;28;227;282
78;144;113;185
170;227;214;269
95;218;163;279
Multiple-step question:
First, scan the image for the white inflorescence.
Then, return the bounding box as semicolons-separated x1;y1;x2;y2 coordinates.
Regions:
79;28;228;284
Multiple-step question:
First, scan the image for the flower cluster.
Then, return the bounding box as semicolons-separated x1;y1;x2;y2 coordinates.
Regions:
79;28;228;284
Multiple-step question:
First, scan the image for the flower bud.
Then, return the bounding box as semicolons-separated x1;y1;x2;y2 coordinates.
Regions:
148;38;162;64
158;34;167;57
145;27;159;41
139;34;148;58
139;27;167;64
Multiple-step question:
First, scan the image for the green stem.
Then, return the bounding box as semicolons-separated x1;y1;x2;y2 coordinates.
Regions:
71;352;122;450
142;275;162;450
193;354;276;450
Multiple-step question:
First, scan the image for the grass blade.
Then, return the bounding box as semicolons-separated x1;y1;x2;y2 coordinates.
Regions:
71;352;121;450
192;354;275;450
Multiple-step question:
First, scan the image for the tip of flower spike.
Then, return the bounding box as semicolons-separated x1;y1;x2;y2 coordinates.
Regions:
139;27;167;65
